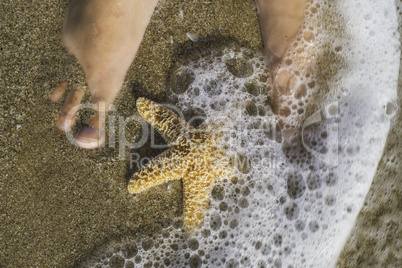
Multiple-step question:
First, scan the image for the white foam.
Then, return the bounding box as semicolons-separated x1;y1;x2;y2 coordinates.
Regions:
84;0;399;267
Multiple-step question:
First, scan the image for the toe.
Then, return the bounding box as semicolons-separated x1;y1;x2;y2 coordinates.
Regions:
276;68;297;95
57;86;85;132
74;102;107;149
75;126;106;150
271;68;299;115
50;82;67;103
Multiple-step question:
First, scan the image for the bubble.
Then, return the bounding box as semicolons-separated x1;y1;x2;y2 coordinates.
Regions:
212;185;225;200
219;230;228;239
210;213;222;231
230;219;239;229
276;69;296;95
134;255;142;264
259;74;269;83
226;259;240;268
125;261;135;268
287;173;306;199
143;261;152;268
284;202;300;220
241;186;250;196
170;243;179;251
220;201;228;211
308;221;319;232
306;173;322;190
142;238;154;251
122;243;138;259
258;105;268;116
244;81;261;96
303;30;315;42
325;195;336;206
324;172;338;186
201;229;211;238
170;68;195;94
238;197;249;208
327;104;338;116
307;81;315;89
106;250;113;258
284;246;292;255
109;254;125;268
245;101;258;116
163;258;171;266
295;220;305;232
335;46;342;52
274;258;282;268
385;101;397;117
273;234;283;247
188;238;200;251
205;79;220;95
240;255;251;266
297;108;304;115
225;55;253;78
261;244;271;255
279;107;291;117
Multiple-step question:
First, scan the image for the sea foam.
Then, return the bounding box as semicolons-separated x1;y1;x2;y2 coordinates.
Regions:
82;0;399;267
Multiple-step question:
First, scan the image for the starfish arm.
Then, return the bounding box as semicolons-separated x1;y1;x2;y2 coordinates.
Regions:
128;147;188;194
131;98;234;232
182;173;216;232
136;97;195;145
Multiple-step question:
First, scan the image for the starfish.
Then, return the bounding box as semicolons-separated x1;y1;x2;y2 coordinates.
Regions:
128;98;232;232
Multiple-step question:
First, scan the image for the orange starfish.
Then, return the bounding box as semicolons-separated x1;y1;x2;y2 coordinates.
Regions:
128;98;232;232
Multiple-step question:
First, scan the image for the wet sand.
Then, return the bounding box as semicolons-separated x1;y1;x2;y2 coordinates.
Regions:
0;0;400;267
0;0;261;267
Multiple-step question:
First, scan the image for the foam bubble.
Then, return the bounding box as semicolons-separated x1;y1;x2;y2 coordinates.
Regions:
80;0;399;267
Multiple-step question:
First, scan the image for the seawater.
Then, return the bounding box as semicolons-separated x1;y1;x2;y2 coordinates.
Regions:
82;0;400;267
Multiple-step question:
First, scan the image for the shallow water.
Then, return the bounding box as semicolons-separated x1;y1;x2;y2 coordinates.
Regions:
0;0;400;267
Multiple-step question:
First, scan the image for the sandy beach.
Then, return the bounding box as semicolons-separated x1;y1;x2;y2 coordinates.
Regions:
0;0;400;267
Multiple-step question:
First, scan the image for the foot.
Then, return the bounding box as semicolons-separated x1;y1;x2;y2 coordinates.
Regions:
52;0;158;149
256;0;310;113
256;0;319;143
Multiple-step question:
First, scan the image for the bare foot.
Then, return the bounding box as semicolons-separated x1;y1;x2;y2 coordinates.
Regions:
255;0;308;114
256;0;307;60
51;0;158;149
256;0;321;145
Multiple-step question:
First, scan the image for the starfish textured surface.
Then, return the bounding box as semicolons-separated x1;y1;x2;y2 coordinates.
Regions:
128;98;232;232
